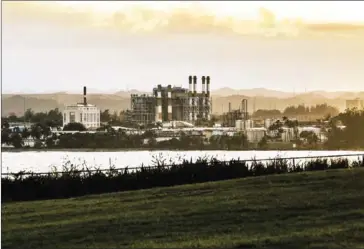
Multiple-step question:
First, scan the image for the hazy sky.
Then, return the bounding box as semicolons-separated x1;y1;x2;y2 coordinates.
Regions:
3;1;364;93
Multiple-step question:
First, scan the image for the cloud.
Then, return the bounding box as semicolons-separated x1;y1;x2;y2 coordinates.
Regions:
3;2;364;38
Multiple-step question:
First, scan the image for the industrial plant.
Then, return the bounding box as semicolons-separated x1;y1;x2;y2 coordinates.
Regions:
55;78;332;146
62;86;100;129
130;76;212;126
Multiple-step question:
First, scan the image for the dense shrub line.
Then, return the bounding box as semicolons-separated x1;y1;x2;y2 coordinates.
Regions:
2;155;364;202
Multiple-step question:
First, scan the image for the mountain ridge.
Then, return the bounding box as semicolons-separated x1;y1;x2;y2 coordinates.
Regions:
2;88;363;116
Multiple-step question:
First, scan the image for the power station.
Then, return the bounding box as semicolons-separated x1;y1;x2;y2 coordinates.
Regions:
62;86;100;129
130;76;212;125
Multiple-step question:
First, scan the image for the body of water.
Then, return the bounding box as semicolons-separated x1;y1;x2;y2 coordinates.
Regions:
2;150;364;174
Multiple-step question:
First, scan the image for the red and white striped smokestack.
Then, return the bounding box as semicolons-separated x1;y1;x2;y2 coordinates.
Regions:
193;75;197;94
206;76;210;96
83;86;87;105
188;75;193;93
201;76;206;93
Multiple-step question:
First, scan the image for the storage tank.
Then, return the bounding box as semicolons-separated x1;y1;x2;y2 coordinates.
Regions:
245;119;253;129
235;120;243;131
264;119;272;129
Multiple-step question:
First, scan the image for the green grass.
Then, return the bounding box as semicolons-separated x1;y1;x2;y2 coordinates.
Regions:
3;168;364;249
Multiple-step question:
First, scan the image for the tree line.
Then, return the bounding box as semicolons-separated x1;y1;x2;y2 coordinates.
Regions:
1;119;251;150
2;108;364;150
253;104;339;117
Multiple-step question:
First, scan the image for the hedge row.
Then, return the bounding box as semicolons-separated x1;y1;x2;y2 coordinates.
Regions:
2;156;364;202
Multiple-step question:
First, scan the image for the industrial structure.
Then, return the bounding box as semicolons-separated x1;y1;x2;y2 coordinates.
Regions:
130;76;212;125
62;86;100;129
222;99;249;127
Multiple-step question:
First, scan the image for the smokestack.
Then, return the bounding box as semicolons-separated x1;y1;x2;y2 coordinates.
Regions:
83;86;87;105
193;75;197;94
188;75;193;93
206;76;210;96
201;76;206;93
229;102;231;112
241;99;248;120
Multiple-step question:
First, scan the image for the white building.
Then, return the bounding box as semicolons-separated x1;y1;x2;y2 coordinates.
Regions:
62;86;101;129
63;104;100;129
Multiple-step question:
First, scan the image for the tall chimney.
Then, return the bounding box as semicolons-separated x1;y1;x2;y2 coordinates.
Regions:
241;99;248;120
193;75;197;94
83;86;87;105
201;76;206;93
188;75;193;93
206;76;210;96
229;102;231;112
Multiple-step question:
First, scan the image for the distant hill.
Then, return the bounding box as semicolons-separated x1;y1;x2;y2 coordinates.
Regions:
212;88;364;99
212;87;294;98
2;88;363;116
1;93;130;116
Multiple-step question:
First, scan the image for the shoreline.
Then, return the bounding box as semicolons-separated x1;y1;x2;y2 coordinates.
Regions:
2;147;364;152
0;148;336;152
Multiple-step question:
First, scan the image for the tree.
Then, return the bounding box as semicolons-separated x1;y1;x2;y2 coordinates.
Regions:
45;137;55;148
46;108;63;127
300;131;318;145
325;109;364;149
2;120;10;129
1;129;11;145
268;120;284;138
10;133;24;148
100;109;111;123
253;109;281;117
21;128;31;139
7;114;20;123
24;108;34;122
30;124;44;140
284;105;309;115
63;122;87;131
258;135;268;149
143;130;156;139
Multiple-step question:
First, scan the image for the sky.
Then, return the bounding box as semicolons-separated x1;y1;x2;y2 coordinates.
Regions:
3;1;364;94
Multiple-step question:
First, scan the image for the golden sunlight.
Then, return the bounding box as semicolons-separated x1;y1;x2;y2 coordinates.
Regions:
53;1;364;23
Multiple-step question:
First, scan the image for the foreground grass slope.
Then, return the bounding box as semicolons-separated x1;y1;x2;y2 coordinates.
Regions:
3;168;364;249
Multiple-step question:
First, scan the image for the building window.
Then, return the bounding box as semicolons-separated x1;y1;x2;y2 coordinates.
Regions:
64;113;66;122
84;114;87;122
80;113;83;122
69;112;75;123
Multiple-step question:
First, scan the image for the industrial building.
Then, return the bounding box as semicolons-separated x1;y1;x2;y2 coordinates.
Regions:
222;99;249;127
62;87;100;129
130;76;212;125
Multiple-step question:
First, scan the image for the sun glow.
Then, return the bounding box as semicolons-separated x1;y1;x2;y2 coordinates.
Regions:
53;1;364;23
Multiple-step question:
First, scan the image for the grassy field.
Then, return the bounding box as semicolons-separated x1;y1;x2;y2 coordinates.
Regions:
3;168;364;249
